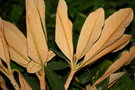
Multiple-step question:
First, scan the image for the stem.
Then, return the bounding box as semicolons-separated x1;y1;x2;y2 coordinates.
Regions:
64;69;76;90
10;74;20;90
0;76;8;90
36;69;46;90
7;64;20;90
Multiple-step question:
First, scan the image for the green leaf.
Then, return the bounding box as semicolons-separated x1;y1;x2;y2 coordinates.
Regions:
96;77;109;90
95;60;112;80
47;61;69;70
23;73;40;90
11;61;25;72
77;68;97;84
51;48;69;60
45;66;64;90
70;80;82;90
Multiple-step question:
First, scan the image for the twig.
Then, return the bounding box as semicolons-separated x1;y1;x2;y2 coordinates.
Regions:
36;69;46;90
9;73;20;90
7;65;20;90
64;69;76;90
0;76;8;90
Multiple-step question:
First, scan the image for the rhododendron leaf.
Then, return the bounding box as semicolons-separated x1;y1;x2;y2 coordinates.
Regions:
45;66;64;90
83;34;131;67
0;18;10;64
27;61;41;73
75;8;104;60
124;46;135;65
33;0;47;38
47;61;68;70
47;50;56;62
93;46;135;86
84;8;133;62
14;70;32;90
108;72;125;88
55;0;73;61
3;20;30;67
86;84;97;90
26;0;48;64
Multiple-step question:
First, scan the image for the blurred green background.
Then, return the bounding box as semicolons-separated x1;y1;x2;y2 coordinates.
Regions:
0;0;135;90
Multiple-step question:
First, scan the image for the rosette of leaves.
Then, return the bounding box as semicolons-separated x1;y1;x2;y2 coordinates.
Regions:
0;0;55;90
0;18;32;90
55;0;135;89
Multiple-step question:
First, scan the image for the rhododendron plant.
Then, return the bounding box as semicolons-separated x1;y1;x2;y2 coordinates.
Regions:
0;0;135;90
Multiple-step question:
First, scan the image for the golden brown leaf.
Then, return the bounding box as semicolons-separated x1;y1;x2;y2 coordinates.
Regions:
27;60;41;73
124;46;135;65
0;18;10;64
93;46;135;86
3;20;30;67
75;8;104;60
32;0;47;38
86;84;97;90
26;0;48;64
15;70;32;90
55;0;73;60
84;8;133;63
47;50;56;62
108;72;125;88
83;34;131;67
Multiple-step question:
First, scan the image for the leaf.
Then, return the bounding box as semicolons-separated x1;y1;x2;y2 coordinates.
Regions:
27;61;41;73
93;46;135;86
47;61;68;70
47;50;56;62
124;46;135;65
84;34;131;66
96;77;109;90
84;8;133;62
55;0;73;61
108;72;125;88
0;18;10;64
11;62;25;72
33;0;47;38
26;0;48;64
23;73;40;90
3;20;30;67
45;66;64;90
94;60;112;81
77;68;97;84
75;8;104;60
70;80;82;89
112;36;131;52
14;70;32;90
110;72;135;90
51;48;68;60
86;84;97;90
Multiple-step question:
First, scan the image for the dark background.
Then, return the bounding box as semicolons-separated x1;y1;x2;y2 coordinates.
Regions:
0;0;135;90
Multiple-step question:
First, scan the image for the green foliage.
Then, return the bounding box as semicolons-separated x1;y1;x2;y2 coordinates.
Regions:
23;73;40;90
110;72;135;90
45;66;64;90
47;60;69;70
0;0;135;90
